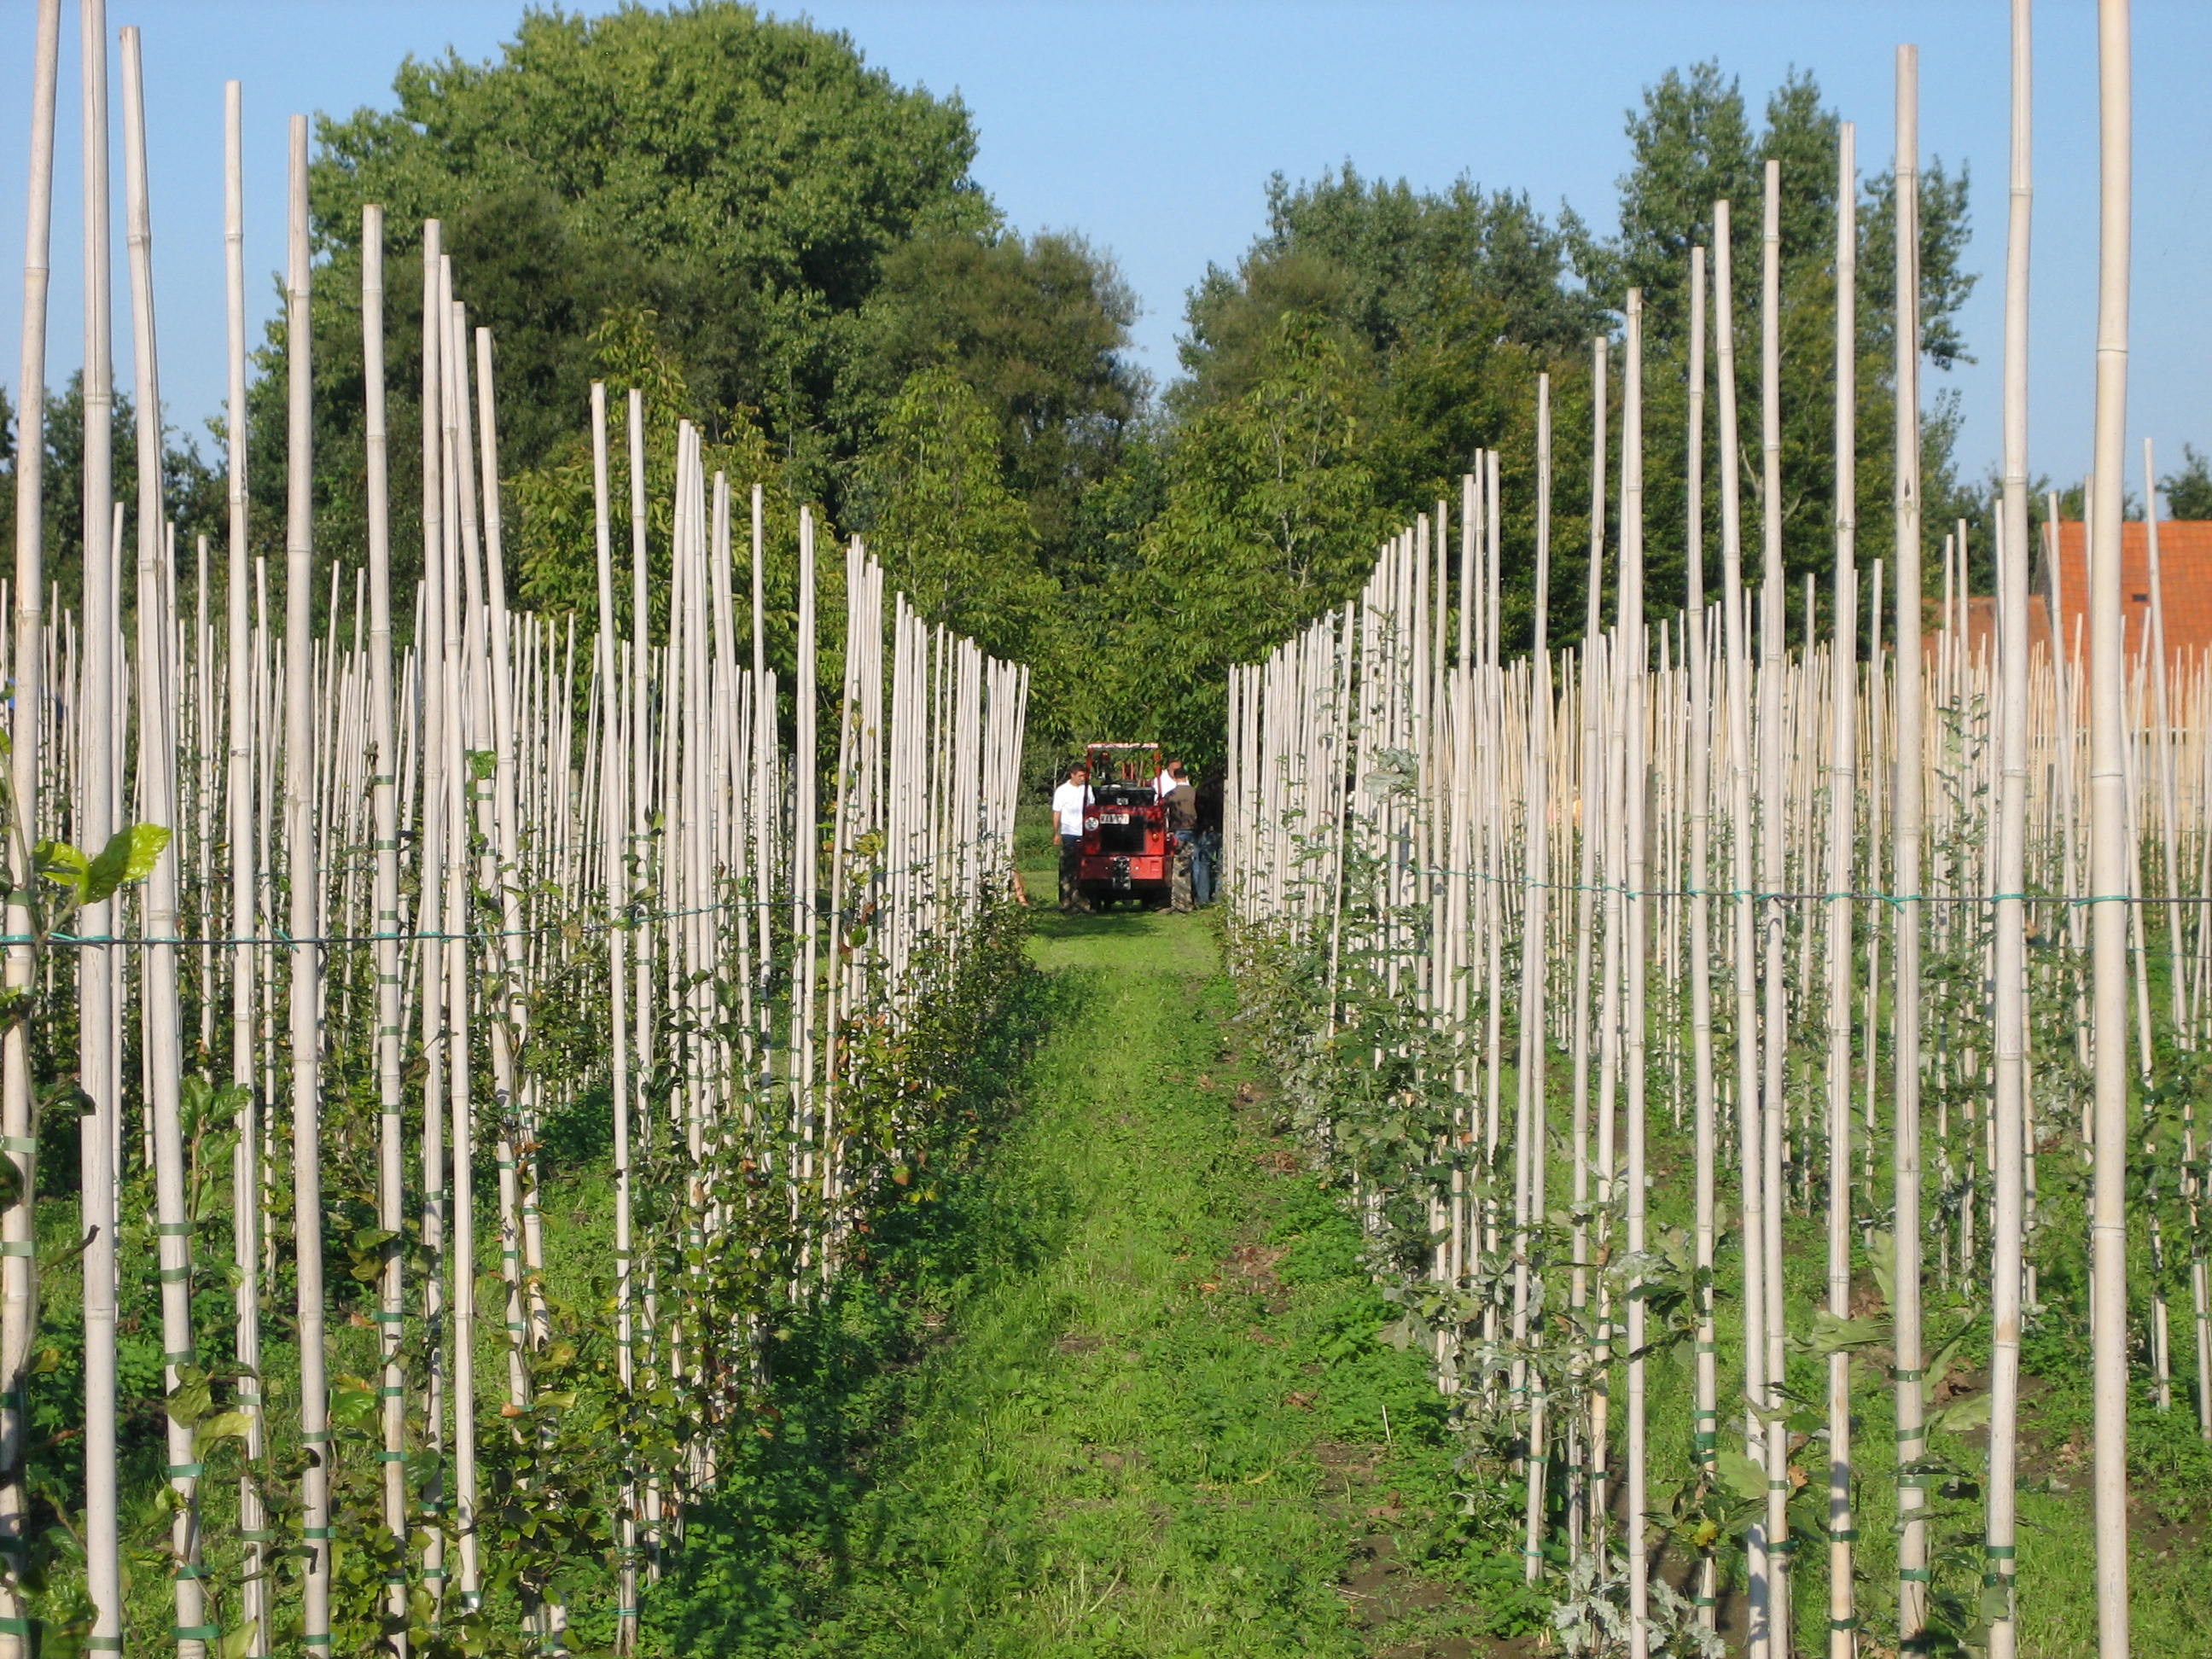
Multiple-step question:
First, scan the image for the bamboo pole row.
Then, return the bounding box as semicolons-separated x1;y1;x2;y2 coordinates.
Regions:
0;25;1031;1656
1225;11;2155;1653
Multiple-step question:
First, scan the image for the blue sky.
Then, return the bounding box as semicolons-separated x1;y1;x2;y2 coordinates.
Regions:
2;0;2208;495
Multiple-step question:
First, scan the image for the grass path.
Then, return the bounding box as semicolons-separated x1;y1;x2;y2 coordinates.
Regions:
652;898;1528;1657
641;870;2212;1659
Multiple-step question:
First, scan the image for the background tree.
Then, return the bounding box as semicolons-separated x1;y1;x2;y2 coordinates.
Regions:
1105;315;1394;771
1158;165;1603;669
1574;61;1979;636
252;0;992;609
3;373;220;617
2160;445;2212;520
852;364;1066;739
252;0;1147;669
1180;166;1598;405
853;229;1144;584
310;2;987;475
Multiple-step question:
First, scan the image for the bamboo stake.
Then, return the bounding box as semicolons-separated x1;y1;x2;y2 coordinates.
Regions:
119;33;209;1656
1683;242;1721;1630
591;381;641;1655
282;111;336;1650
2140;448;2184;1033
74;4;122;1644
1516;378;1553;1587
1986;8;2034;1648
1565;329;1607;1566
221;75;268;1659
1825;118;1860;1659
793;509;820;1260
2087;4;2133;1652
1891;50;1933;1644
0;8;56;1653
1619;288;1651;1655
362;200;410;1651
1714;194;1773;1650
1754;160;1794;1648
438;253;481;1614
416;217;450;1617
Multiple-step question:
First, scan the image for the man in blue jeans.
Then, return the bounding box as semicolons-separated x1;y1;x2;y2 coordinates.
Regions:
1191;828;1218;907
1163;764;1199;911
1051;762;1091;911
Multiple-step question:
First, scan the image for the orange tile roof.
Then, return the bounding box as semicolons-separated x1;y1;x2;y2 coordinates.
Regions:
2052;520;2212;669
1939;593;2043;667
1930;522;2212;675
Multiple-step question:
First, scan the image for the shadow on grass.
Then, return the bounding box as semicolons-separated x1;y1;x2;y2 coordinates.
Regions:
1023;899;1221;947
1027;904;1159;940
643;942;1086;1656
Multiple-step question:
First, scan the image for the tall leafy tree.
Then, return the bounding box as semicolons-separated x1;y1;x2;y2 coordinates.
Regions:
853;229;1144;578
1162;164;1604;661
1110;315;1393;771
258;0;1155;650
853;365;1062;733
254;1;997;619
2160;445;2212;521
3;374;221;617
1179;165;1598;415
1569;61;1979;633
1158;65;1984;667
311;1;990;465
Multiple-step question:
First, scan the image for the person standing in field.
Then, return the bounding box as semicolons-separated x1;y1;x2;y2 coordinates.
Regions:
1165;763;1199;912
1052;762;1091;912
1192;769;1221;907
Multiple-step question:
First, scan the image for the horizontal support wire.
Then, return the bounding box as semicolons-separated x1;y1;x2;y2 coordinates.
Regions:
1312;858;2163;911
3;835;1015;950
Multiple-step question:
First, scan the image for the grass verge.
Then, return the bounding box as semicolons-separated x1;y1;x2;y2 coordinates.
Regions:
649;888;1538;1656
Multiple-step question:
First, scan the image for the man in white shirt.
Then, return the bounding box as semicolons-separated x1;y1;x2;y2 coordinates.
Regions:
1051;763;1091;911
1155;759;1178;800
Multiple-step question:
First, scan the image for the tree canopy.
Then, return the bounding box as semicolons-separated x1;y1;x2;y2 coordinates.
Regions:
312;2;989;464
1;375;220;617
128;15;2191;788
1134;59;1982;723
2161;445;2212;521
252;1;1139;677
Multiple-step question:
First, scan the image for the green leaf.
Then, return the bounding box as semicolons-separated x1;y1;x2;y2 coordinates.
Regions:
1802;1310;1890;1355
195;1409;255;1452
1715;1447;1767;1504
1866;1229;1896;1311
218;1621;259;1659
166;1374;214;1429
1376;1313;1426;1351
32;839;89;902
38;1228;95;1277
84;824;171;904
1926;1322;1978;1400
1925;1392;1992;1435
329;1388;378;1430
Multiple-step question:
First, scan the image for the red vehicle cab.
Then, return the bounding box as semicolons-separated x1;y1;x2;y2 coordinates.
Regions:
1076;742;1171;907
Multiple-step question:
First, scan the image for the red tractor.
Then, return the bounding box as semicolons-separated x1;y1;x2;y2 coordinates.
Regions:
1074;742;1172;909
